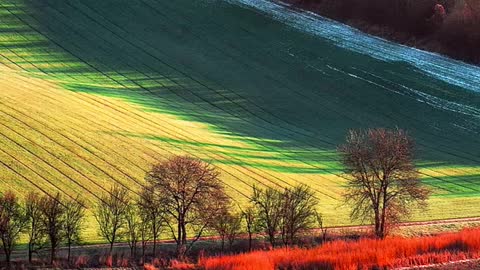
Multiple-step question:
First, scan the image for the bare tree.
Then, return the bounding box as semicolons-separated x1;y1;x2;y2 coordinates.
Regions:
124;202;140;259
25;191;46;264
225;212;242;250
211;209;242;252
251;185;283;248
137;184;164;256
63;197;85;263
280;185;318;246
0;191;27;268
137;211;151;264
94;184;129;254
146;155;229;260
315;211;328;243
242;206;257;251
39;193;66;265
339;128;430;238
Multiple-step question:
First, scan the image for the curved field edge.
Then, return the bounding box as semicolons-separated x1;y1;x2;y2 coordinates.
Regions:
0;0;479;243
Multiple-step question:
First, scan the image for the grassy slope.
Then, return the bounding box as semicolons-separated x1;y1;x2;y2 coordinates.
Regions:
0;0;479;242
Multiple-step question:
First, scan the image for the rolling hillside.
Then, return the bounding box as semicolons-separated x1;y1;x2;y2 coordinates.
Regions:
0;0;479;241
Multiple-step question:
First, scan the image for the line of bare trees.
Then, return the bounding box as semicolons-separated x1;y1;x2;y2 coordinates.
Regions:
0;128;431;266
0;191;84;268
0;157;325;267
94;156;325;262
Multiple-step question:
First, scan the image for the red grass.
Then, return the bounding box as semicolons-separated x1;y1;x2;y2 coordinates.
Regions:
171;260;196;270
144;263;157;270
199;228;480;270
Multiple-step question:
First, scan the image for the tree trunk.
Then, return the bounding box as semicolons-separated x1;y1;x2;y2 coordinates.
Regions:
142;242;146;265
374;209;381;238
176;219;185;259
269;230;275;248
153;226;157;257
380;192;388;239
67;242;72;265
228;238;234;250
109;241;114;255
5;249;11;269
248;232;252;252
28;241;34;264
50;243;55;265
180;222;187;260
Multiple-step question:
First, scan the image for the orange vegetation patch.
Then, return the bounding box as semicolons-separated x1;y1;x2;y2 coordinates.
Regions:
199;228;480;270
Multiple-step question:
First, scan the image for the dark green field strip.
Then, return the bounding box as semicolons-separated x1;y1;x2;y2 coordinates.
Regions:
423;174;480;195
133;0;480;167
134;0;391;141
420;172;480;194
133;0;480;152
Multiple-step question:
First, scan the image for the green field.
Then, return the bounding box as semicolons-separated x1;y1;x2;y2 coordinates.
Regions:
0;0;479;242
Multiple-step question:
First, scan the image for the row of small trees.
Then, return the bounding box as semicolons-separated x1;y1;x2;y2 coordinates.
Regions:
94;156;324;262
0;128;430;266
0;157;323;267
0;191;84;268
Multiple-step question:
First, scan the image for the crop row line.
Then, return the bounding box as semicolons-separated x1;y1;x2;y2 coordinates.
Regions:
148;0;480;158
0;0;472;200
73;0;480;178
2;1;340;200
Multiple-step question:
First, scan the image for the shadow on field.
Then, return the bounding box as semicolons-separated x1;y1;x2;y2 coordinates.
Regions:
3;0;479;170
